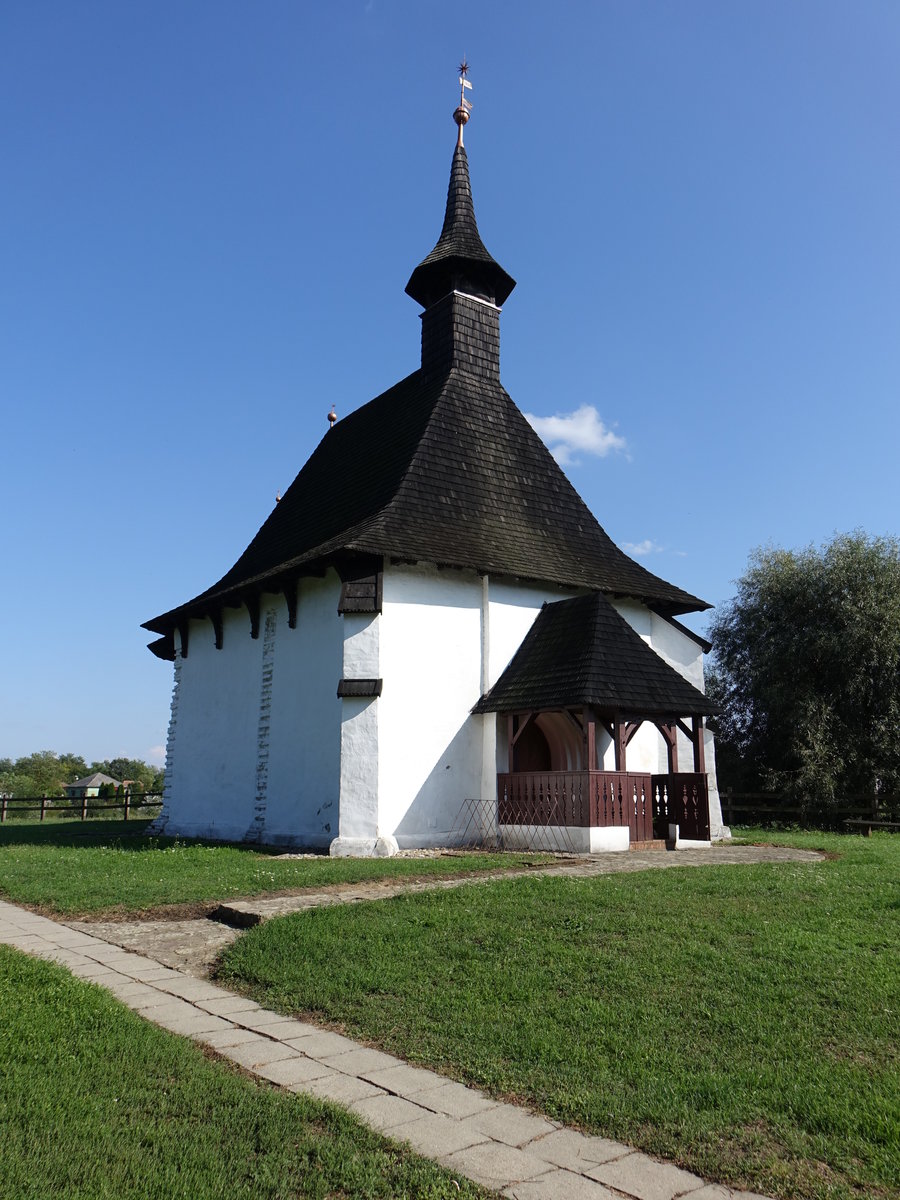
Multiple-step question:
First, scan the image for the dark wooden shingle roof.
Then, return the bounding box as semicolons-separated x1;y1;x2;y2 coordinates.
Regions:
473;593;717;718
144;140;707;646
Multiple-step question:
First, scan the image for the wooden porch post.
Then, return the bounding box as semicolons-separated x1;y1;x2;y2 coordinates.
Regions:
583;707;597;772
692;715;706;773
657;722;678;772
613;715;627;772
507;713;515;773
668;723;679;773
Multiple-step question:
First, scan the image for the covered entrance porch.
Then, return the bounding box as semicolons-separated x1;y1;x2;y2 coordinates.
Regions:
473;593;718;852
498;710;710;849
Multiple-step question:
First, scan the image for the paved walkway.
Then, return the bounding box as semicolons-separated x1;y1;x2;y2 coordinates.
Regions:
0;849;817;1199
69;844;823;977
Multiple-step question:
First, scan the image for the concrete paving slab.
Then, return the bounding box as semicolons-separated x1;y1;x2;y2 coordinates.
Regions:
586;1152;706;1200
413;1080;497;1118
362;1062;447;1097
229;1007;295;1030
76;944;136;962
44;933;99;950
185;1014;243;1038
682;1187;731;1199
194;995;261;1016
154;977;227;1001
0;934;49;950
282;1029;359;1058
243;1019;316;1041
461;1101;558;1147
221;1038;301;1069
253;1056;336;1087
529;1128;629;1170
349;1092;431;1133
132;995;197;1017
113;963;177;982
320;1047;403;1075
86;971;139;993
68;963;120;980
39;948;92;967
199;1027;266;1050
98;979;168;1004
398;1112;491;1158
502;1167;619;1199
440;1142;554;1190
155;1011;235;1038
80;957;151;976
298;1073;385;1105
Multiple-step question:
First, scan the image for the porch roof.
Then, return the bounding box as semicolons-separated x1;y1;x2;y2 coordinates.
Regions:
473;592;717;718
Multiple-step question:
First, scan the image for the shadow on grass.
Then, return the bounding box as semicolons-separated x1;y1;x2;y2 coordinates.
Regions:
0;818;298;857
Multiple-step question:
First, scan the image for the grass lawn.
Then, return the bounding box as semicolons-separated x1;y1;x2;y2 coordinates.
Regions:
0;946;488;1200
218;829;900;1200
0;819;550;916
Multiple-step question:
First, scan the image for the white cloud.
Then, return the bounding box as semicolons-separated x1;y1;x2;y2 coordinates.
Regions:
147;745;166;766
621;539;665;557
524;404;626;466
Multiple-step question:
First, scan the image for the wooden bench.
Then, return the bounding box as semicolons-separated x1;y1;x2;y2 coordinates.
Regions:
842;818;900;836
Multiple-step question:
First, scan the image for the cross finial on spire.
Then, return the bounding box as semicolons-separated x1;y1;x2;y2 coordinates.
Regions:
454;58;472;147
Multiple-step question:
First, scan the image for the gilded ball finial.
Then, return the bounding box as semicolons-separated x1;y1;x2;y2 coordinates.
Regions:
327;405;337;430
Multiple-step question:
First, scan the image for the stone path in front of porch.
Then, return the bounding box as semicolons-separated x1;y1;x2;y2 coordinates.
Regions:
66;843;824;977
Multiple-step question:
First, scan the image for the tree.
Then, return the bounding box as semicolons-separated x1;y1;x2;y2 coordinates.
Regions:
7;751;86;797
708;532;900;811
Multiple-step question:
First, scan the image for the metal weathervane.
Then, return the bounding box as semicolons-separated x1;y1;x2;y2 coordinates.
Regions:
454;59;473;146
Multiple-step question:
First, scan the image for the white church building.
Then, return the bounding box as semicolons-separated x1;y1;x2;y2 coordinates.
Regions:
144;90;724;856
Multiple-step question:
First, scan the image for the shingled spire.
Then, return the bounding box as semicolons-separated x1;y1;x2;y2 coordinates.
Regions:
405;143;515;310
406;62;514;311
404;68;516;382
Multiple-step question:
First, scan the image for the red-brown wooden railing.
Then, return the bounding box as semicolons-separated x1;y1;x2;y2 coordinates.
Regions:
497;771;680;843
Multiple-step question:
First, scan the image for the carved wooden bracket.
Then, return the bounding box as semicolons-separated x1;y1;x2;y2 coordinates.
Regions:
283;581;298;629
247;593;260;640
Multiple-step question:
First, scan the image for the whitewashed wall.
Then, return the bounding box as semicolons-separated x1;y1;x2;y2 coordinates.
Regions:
378;565;485;847
156;558;725;852
262;574;343;847
159;606;263;841
155;571;343;846
331;609;383;854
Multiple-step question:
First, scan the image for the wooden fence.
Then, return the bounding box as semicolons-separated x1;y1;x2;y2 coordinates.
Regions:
720;788;899;828
0;793;163;823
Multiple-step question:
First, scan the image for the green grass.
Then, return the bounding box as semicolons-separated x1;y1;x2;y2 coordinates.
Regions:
0;819;550;915
0;946;488;1200
218;830;900;1200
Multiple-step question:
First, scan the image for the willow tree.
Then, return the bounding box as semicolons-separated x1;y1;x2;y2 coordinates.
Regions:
708;532;900;810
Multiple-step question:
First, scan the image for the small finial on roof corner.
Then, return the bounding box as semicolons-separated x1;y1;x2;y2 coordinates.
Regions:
454;58;472;147
327;405;337;430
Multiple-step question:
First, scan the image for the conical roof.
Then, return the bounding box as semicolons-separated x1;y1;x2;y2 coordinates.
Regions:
473;593;717;717
144;139;708;651
405;145;516;308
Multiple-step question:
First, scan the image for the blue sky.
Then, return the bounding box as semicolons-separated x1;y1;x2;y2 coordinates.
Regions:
2;2;898;765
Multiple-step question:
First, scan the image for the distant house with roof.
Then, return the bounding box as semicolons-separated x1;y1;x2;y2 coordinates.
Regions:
64;772;120;799
143;77;725;855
